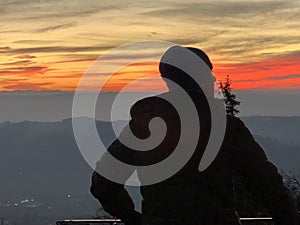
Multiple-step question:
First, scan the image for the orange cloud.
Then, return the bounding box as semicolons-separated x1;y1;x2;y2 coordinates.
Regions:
0;50;299;91
213;53;300;90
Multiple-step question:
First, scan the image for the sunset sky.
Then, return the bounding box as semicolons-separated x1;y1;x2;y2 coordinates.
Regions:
0;0;299;91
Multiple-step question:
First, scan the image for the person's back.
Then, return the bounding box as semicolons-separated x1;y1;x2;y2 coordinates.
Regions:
91;46;299;225
129;90;297;225
132;90;238;225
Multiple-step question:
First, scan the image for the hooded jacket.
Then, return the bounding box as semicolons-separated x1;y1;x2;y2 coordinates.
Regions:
91;90;298;225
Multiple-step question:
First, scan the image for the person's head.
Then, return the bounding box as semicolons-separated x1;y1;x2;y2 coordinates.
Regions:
159;46;216;96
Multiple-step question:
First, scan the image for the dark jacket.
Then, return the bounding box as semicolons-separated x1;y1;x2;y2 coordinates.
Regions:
91;90;298;225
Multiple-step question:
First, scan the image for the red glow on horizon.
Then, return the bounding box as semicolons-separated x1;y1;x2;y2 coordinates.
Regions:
0;54;299;91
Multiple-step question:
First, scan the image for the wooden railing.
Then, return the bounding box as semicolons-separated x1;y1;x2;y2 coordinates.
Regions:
56;217;275;225
57;219;122;225
56;210;300;225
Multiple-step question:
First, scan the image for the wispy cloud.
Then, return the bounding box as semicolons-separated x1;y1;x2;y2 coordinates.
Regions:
2;81;54;90
0;66;48;76
0;60;33;66
0;29;22;34
13;40;61;45
3;45;116;54
35;22;77;33
51;58;96;64
23;6;120;20
0;1;121;20
166;38;203;46
15;54;36;59
142;0;298;19
268;74;300;81
0;47;11;52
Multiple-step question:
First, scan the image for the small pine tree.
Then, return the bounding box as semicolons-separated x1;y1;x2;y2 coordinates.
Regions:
219;75;240;116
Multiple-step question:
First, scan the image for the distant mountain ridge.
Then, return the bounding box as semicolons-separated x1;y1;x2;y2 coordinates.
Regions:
242;116;300;146
0;116;299;207
2;90;300;122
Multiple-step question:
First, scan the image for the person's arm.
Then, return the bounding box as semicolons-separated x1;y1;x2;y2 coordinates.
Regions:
90;136;141;225
230;117;298;225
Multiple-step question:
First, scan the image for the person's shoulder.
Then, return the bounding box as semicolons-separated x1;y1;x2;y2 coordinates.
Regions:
130;96;155;117
130;92;172;117
131;95;157;111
